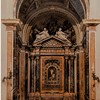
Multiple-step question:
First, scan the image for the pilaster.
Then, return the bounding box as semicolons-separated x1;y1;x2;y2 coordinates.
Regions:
79;46;85;100
2;19;20;100
19;49;26;100
83;19;100;100
88;25;96;100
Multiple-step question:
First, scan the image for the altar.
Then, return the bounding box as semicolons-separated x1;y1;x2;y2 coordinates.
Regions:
27;29;78;100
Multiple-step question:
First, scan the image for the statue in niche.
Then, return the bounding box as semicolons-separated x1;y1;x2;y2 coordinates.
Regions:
55;28;68;40
35;28;49;41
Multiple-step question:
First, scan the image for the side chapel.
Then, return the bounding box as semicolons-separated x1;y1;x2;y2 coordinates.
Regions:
2;0;100;100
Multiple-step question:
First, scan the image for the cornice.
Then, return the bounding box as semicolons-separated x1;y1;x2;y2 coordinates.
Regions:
1;19;20;26
80;19;100;31
83;19;100;26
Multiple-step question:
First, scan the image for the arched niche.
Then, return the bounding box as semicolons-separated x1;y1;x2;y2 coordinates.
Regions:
15;0;88;45
22;7;82;45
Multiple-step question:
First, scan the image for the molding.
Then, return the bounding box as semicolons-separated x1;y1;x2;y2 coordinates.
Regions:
1;19;20;26
81;19;100;31
83;19;100;26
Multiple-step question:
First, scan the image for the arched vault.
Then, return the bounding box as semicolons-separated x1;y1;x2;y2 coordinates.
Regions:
16;0;87;44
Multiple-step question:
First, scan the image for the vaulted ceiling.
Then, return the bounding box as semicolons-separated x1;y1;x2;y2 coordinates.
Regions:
16;0;85;24
16;0;86;44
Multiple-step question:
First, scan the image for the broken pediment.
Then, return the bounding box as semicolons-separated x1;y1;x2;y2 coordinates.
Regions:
33;36;72;48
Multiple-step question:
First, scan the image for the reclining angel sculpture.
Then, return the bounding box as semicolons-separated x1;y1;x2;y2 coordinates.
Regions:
55;28;68;40
35;28;49;41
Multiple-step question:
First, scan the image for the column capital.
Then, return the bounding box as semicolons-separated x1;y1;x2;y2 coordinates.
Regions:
81;19;100;31
83;19;100;26
2;19;20;26
1;19;20;31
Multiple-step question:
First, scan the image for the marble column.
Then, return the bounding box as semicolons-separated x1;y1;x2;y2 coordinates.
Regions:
65;56;69;92
2;19;19;100
36;56;40;92
74;54;77;94
28;54;30;94
68;56;71;93
70;56;75;93
30;56;34;92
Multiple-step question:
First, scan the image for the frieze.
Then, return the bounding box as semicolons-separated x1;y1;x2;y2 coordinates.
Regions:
40;49;64;54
